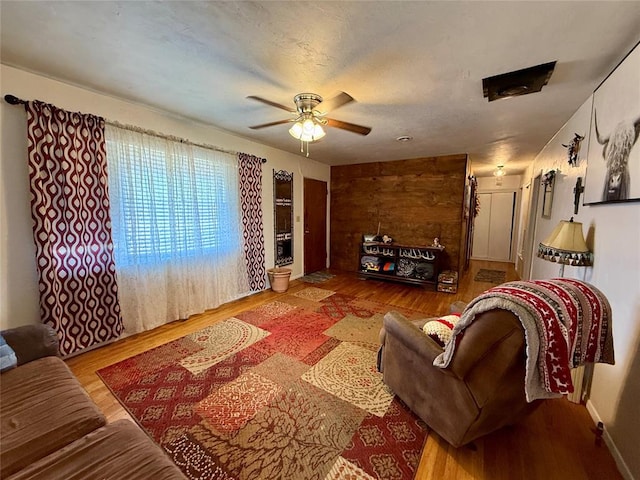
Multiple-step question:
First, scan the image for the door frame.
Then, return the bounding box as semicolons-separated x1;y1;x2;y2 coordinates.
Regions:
522;173;542;280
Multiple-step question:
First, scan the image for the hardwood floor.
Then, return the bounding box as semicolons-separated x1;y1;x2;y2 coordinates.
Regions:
67;260;622;480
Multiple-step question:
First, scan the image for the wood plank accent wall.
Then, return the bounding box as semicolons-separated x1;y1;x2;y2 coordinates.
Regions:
330;154;469;273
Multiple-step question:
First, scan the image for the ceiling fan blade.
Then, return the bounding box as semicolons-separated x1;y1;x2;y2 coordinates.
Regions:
246;95;296;113
326;118;372;136
313;91;355;115
249;119;294;130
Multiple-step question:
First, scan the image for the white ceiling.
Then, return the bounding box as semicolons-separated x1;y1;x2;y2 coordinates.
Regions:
2;1;639;175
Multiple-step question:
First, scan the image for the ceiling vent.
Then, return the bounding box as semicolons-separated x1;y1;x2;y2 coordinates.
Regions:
482;61;556;102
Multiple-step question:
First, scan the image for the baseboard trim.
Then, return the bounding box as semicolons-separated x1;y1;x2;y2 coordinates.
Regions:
585;400;634;480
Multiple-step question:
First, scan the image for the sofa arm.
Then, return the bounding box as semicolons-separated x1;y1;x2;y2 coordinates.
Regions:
1;324;59;365
382;311;444;365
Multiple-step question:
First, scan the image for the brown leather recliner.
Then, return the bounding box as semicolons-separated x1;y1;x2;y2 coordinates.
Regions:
379;307;541;447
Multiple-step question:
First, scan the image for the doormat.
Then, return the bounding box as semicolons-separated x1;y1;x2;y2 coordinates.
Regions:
474;269;506;284
301;271;335;284
98;288;429;479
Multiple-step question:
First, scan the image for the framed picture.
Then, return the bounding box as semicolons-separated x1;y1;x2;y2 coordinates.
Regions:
584;42;640;205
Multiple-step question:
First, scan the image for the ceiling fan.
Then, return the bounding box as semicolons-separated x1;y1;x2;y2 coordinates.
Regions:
247;91;371;156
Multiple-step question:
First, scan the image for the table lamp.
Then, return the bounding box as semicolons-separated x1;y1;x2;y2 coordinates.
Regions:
537;217;592;277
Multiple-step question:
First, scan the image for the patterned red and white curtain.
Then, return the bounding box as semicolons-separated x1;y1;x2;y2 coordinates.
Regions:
25;101;123;356
238;153;266;291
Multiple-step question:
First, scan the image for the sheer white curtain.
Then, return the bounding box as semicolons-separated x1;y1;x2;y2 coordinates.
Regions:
106;125;250;335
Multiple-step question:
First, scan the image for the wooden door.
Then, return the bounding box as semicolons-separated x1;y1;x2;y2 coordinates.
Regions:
304;178;327;274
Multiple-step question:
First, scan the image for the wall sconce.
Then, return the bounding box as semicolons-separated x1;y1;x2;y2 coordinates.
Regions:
537;217;592;276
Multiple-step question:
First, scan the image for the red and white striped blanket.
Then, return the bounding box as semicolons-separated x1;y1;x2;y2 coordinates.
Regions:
433;279;614;402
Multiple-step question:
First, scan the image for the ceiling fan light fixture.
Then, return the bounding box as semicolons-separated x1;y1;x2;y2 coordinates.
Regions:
288;115;326;157
312;123;326;140
302;118;315;135
249;91;369;158
288;118;325;142
289;122;303;138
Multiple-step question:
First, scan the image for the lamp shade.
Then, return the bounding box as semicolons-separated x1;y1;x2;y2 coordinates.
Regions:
537;218;592;266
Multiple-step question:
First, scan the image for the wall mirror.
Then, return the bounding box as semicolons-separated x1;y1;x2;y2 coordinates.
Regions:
541;170;555;219
274;170;293;266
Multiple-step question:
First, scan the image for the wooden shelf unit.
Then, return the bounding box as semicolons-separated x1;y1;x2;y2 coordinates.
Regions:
358;242;443;287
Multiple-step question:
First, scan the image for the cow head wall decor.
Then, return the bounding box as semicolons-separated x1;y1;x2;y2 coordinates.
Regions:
562;133;584;167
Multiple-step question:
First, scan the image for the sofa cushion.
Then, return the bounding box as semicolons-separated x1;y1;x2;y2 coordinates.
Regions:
0;334;17;372
422;314;460;348
1;324;59;366
0;356;106;477
6;419;186;480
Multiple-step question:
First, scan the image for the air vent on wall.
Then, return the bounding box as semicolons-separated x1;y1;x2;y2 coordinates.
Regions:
482;61;556;102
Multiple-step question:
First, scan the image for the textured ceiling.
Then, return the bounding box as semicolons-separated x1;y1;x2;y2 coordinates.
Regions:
2;1;639;175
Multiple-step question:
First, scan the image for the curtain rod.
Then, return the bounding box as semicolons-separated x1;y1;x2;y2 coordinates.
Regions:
4;94;267;163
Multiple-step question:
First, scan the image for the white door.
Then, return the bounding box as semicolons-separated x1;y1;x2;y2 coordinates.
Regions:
472;192;515;261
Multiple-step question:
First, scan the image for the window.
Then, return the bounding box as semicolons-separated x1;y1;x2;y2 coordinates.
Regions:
106;128;243;268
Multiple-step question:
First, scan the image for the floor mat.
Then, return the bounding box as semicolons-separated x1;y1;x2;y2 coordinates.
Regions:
473;269;506;284
301;271;336;284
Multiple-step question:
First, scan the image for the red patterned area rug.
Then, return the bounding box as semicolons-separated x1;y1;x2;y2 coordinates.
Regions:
98;288;431;480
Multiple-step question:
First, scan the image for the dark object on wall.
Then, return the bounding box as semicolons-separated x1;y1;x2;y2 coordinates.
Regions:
482;61;556;102
573;177;585;214
274;170;293;266
585;42;640;204
463;176;478;272
563;133;585;166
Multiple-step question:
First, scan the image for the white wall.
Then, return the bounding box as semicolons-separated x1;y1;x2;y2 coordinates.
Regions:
0;65;330;330
527;97;640;480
